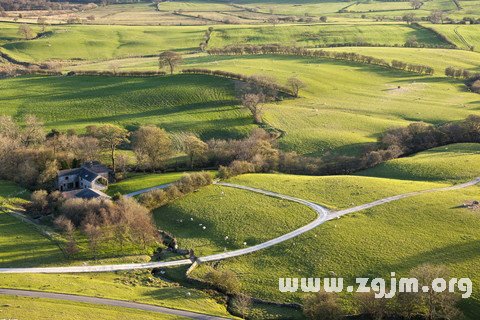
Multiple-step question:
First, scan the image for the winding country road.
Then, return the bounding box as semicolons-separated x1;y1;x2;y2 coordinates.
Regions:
0;288;228;320
1;177;480;274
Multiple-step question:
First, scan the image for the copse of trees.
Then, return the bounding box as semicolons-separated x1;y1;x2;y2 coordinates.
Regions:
207;44;435;75
30;191;159;258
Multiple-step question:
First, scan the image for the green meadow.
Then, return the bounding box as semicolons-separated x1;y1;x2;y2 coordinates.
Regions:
107;172;185;196
427;24;480;52
0;74;255;137
0;22;449;63
360;143;480;182
0;295;187;320
202;185;480;318
154;184;316;256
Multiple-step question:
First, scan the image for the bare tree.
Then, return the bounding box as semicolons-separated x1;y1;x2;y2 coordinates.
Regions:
87;124;129;173
411;264;463;320
286;77;306;97
429;10;444;24
132;126;172;172
18;24;35;40
303;291;343;320
183;135;208;169
241;93;264;124
233;294;252;318
158;51;183;74
21;115;45;147
410;0;423;9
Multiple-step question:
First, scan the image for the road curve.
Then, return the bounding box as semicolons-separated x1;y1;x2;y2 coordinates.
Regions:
124;183;172;198
0;288;229;320
1;177;479;274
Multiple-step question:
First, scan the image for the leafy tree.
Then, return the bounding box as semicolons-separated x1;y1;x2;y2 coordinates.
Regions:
158;51;183;74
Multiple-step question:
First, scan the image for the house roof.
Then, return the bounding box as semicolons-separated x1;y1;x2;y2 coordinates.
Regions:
78;167;100;182
63;188;111;200
58;162;111;180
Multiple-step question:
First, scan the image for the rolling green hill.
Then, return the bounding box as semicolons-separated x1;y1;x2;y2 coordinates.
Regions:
0;74;255;138
359;143;480;182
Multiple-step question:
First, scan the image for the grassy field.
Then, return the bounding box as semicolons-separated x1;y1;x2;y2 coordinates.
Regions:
360;143;480;182
154;184;316;256
0;21;450;63
201;185;480;318
0;181;64;268
208;23;448;48
183;54;480;156
324;46;480;74
0;74;256;137
107;172;186;196
0;23;208;62
0;271;232;317
40;53;480;157
228;174;446;209
428;24;480;52
0;295;188;320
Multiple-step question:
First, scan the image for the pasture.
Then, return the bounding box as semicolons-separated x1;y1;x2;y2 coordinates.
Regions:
0;272;231;317
201;185;480;318
107;172;185;196
360;143;480;182
427;24;480;52
154;184;316;256
67;53;480;157
0;295;187;320
0;21;450;63
0;74;255;138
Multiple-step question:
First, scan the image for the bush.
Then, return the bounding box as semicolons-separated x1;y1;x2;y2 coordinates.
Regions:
204;268;241;295
472;80;480;93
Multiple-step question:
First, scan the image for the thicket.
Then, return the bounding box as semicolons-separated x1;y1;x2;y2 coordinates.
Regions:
208;44;435;75
29;192;159;258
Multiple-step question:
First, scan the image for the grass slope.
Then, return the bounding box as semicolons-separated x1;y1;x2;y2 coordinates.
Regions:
154;184;316;256
0;272;231;317
207;186;480;319
360;143;480;182
0;74;255;137
0;295;187;320
107;172;185;196
208;23;448;48
428;24;480;52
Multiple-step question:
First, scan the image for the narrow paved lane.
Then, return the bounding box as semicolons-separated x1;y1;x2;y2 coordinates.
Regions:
0;288;229;320
1;177;479;274
124;183;172;198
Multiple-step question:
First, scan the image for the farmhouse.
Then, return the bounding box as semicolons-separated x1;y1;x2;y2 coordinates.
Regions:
57;162;112;199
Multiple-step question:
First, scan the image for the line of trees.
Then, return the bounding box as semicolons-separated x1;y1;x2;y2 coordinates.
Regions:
207;44;435;75
211;115;480;178
445;66;479;79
